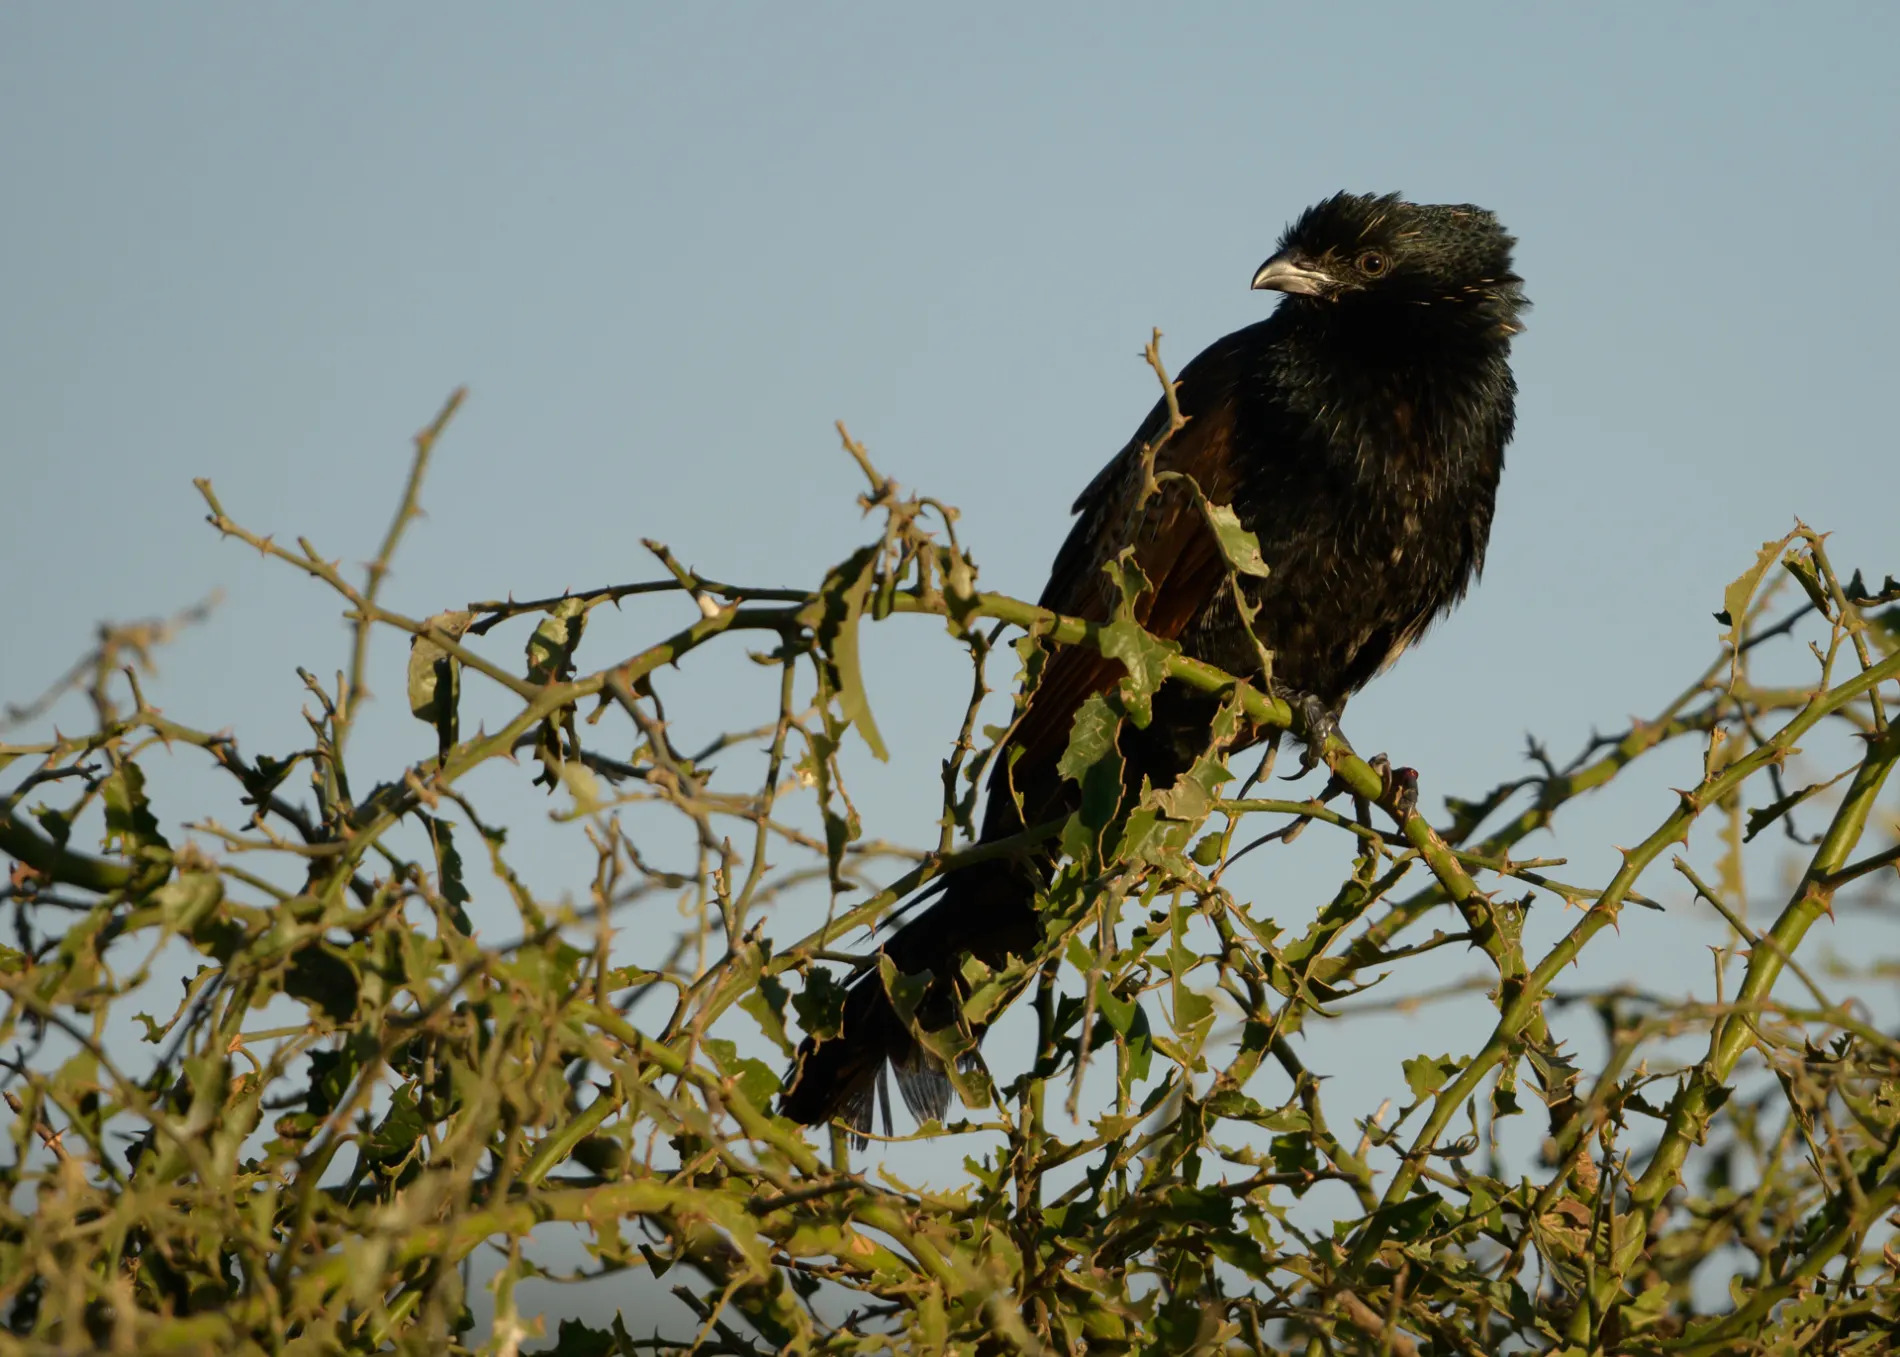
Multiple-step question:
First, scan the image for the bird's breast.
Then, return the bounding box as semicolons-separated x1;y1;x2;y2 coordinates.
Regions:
1196;343;1510;703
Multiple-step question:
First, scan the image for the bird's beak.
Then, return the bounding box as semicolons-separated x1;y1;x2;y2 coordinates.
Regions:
1251;254;1333;296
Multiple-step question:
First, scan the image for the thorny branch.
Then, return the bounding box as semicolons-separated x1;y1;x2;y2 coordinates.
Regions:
2;383;1896;1353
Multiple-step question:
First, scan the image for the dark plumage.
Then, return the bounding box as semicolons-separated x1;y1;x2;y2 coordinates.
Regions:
781;192;1527;1133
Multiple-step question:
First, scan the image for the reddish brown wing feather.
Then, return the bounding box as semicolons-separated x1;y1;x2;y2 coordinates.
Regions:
1000;402;1242;804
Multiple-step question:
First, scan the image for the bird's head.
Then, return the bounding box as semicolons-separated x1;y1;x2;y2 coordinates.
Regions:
1252;192;1526;331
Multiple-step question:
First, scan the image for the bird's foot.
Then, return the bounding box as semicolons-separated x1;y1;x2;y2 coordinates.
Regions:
1368;753;1420;821
1288;694;1349;779
1316;751;1419;824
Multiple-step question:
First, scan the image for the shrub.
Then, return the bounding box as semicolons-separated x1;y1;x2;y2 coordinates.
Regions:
3;388;1898;1354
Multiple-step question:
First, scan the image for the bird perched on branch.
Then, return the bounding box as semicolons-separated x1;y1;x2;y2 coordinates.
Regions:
781;191;1527;1135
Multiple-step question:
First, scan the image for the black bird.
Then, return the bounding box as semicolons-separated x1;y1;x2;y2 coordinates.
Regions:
781;192;1527;1133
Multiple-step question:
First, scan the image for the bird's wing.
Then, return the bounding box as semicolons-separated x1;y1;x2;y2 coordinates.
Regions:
999;352;1250;810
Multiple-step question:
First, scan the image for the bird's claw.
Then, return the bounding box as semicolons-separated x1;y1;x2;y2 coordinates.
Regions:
1316;750;1420;824
1289;694;1348;778
1368;753;1420;820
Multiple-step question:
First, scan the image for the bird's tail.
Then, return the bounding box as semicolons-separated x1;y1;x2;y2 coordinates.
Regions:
778;857;1037;1135
780;681;1237;1133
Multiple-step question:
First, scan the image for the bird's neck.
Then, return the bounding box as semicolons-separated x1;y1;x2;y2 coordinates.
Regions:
1282;308;1517;483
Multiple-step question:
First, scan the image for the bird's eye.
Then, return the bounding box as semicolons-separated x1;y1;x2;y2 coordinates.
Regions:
1357;250;1389;277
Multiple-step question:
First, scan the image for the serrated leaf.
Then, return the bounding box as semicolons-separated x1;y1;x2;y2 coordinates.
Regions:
1744;768;1851;843
815;545;889;761
1103;551;1152;618
878;954;934;1029
409;609;474;758
1098;620;1177;728
1058;694;1126;865
1154;750;1233;821
1780;549;1833;618
739;973;793;1056
151;871;221;932
544;1319;620;1357
1270;1132;1318;1178
1375;1190;1444;1242
960;955;1015;1027
1403;1052;1465;1102
1115;807;1160;862
524;597;588;685
1095;980;1136;1034
32;805;71;847
1198;499;1272;578
1056;693;1121;785
705;1038;783;1112
361;1085;427;1174
1719;533;1797;680
791;968;846;1043
424;815;473;934
1173;986;1214;1036
100;762;168;857
1231;906;1281;952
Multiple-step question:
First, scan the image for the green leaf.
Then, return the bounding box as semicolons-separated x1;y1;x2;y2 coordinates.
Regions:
1116;806;1192;866
1492;1080;1523;1120
1154;750;1233;821
705;1038;784;1113
791;968;847;1043
1056;692;1120;785
151;871;221;933
1780;549;1834;617
739;973;794;1056
1123;1005;1154;1086
524;597;588;685
1270;1132;1318;1178
1057;693;1125;865
1717;533;1796;661
1154;1183;1234;1228
100;762;168;857
1623;1281;1673;1333
959;955;1014;1027
1095;980;1136;1034
1743;771;1851;843
1374;1190;1444;1242
362;1085;427;1175
1103;550;1152;618
544;1319;620;1357
1402;1052;1465;1102
1173;986;1214;1039
32;804;71;847
424;815;473;934
815;545;889;761
283;942;361;1025
1230;905;1282;953
304;1044;364;1119
408;609;475;758
1197;499;1273;579
1097;619;1177;728
878;954;934;1028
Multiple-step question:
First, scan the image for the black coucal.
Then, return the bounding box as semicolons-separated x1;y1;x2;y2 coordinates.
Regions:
780;191;1527;1134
